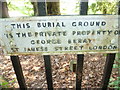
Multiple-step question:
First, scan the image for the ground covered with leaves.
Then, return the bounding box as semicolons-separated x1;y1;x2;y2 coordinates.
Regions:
0;48;118;88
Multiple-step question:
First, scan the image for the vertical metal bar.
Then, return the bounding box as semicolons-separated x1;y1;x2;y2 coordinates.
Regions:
76;54;84;89
37;1;47;16
76;0;88;90
43;55;53;90
79;0;88;15
0;1;27;89
101;1;119;89
11;56;27;89
37;1;53;89
118;1;120;87
101;53;116;89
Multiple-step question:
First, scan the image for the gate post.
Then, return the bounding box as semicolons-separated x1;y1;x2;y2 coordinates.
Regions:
76;0;88;90
101;54;116;89
37;1;53;90
11;56;27;89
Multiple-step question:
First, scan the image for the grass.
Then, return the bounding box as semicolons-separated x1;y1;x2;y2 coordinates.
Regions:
0;76;15;88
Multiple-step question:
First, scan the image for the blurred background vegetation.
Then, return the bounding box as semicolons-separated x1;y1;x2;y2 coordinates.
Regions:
0;0;119;89
7;0;117;17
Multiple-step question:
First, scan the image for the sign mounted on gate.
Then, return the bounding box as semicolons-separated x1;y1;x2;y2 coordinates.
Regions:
0;15;119;55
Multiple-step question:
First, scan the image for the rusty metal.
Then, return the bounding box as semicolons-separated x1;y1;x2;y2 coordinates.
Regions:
0;15;119;55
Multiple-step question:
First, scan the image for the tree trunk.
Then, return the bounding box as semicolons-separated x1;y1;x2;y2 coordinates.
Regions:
0;1;9;18
31;2;39;16
31;1;60;16
47;2;60;15
0;1;10;88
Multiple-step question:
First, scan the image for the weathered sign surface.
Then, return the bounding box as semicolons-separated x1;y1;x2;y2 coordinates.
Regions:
0;15;119;55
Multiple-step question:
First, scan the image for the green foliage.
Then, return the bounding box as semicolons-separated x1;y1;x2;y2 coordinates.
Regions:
0;76;15;88
7;0;34;16
0;77;10;88
109;77;120;89
113;64;120;68
89;0;117;14
75;0;117;14
0;81;9;88
109;53;120;89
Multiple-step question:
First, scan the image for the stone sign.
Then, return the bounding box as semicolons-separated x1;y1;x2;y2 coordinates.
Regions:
0;15;119;55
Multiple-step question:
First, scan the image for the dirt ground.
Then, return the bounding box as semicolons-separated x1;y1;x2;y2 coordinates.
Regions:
0;47;118;88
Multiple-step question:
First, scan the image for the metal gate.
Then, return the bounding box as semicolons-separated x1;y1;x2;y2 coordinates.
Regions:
1;0;120;90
